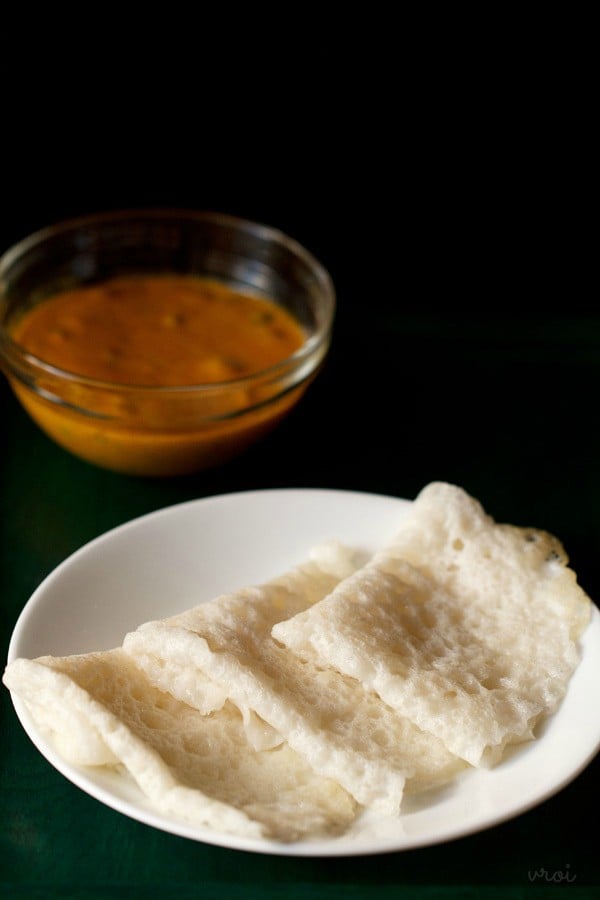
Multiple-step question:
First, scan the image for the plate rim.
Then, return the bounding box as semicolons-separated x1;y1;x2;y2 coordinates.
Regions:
5;487;600;857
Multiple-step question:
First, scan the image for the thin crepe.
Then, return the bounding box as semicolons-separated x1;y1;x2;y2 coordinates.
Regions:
124;543;463;814
3;649;357;842
273;483;591;766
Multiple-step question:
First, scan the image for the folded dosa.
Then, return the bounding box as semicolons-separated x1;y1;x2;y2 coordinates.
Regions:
3;649;357;841
6;482;588;843
124;543;463;814
273;483;591;766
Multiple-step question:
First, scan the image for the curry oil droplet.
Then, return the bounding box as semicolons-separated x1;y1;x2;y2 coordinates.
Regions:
250;309;275;326
49;328;70;342
272;326;292;341
195;355;237;382
103;346;123;363
161;312;186;328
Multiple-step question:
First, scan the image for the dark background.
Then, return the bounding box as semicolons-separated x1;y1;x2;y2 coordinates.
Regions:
2;17;595;580
1;15;593;316
1;15;598;898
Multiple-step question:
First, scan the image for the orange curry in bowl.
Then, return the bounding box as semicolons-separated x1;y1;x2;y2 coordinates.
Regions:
8;275;307;476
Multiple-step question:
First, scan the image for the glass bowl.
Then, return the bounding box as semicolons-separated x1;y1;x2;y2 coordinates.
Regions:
0;210;335;476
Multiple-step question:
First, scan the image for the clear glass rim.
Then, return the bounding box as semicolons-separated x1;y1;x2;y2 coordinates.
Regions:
0;208;336;395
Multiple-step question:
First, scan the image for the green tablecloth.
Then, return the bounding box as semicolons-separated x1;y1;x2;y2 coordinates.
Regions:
2;305;599;899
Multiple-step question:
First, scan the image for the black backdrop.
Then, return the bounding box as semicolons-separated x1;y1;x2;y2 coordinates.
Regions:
0;19;592;319
1;19;599;896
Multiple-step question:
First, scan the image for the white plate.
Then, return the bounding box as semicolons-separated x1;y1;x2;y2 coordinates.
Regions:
6;488;600;857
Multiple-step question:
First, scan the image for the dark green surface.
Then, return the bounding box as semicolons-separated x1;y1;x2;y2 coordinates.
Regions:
2;304;599;899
